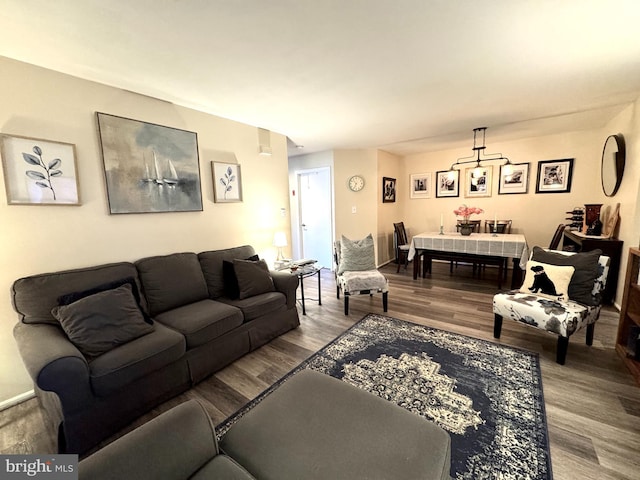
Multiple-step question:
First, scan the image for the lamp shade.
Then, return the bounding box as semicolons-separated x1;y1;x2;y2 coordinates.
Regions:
273;231;287;248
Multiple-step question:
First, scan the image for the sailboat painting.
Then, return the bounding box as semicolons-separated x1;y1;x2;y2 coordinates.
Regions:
97;112;203;214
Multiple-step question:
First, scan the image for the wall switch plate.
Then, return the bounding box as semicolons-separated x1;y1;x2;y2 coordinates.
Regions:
351;206;357;214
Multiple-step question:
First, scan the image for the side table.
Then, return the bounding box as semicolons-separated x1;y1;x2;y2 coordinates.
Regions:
281;263;322;315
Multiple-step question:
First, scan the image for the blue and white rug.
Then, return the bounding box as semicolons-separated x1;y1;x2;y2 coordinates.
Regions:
217;313;552;480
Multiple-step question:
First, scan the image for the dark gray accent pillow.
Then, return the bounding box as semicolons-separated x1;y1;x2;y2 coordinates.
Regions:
51;283;155;358
223;254;260;299
531;246;602;305
57;276;153;324
233;259;275;300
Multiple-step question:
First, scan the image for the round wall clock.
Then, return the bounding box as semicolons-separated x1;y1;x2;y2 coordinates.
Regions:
348;175;365;192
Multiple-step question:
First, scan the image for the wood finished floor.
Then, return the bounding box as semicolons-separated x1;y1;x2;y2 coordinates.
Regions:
1;261;639;479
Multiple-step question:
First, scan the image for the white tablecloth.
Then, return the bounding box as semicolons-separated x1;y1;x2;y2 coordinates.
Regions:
408;232;529;268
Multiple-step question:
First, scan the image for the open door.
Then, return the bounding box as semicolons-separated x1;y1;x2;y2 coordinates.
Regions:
297;167;332;267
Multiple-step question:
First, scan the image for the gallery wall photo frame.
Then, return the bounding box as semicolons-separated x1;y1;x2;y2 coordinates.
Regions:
0;133;81;205
96;112;203;214
435;170;459;198
498;162;530;195
464;165;493;197
212;162;243;203
535;158;574;193
382;177;396;203
410;172;432;199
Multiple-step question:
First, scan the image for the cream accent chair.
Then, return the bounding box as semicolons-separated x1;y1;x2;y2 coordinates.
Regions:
334;235;388;315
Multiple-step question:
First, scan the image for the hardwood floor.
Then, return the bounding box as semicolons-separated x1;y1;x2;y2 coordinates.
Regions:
1;261;639;479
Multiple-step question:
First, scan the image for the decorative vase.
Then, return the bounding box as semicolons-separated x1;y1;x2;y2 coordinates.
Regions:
459;225;473;236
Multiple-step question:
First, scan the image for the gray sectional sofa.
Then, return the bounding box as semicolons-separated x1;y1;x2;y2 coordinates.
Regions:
11;245;300;455
79;370;452;480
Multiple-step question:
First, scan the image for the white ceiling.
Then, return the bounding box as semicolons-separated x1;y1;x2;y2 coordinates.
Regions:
1;0;640;156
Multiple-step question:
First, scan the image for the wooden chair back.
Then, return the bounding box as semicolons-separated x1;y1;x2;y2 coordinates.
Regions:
549;224;566;250
484;220;512;234
456;219;481;233
393;222;408;246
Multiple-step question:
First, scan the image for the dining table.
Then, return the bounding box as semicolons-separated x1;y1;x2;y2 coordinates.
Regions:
407;232;529;289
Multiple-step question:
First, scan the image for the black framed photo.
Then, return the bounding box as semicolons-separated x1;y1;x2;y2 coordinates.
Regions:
435;170;460;198
498;162;530;195
535;158;574;194
96;112;203;214
382;177;396;203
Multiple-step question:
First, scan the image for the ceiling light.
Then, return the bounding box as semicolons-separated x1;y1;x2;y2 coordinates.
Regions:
449;127;512;174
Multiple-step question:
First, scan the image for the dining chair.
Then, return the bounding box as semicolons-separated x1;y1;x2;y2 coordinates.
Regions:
549;224;567;249
455;219;481;233
482;220;513;277
483;219;512;234
452;220;482;272
393;222;410;273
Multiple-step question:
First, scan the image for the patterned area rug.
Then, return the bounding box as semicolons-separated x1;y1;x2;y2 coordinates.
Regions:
216;313;552;480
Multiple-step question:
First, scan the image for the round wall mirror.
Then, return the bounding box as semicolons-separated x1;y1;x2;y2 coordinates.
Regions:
601;134;625;197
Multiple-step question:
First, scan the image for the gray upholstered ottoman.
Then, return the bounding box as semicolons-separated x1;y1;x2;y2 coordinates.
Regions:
220;369;452;480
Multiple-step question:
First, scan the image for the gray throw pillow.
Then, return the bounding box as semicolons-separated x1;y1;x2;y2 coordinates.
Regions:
233;259;275;300
51;283;155;358
531;246;602;306
338;234;376;275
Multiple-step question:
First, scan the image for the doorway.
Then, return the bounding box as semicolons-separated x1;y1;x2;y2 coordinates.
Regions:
296;167;333;267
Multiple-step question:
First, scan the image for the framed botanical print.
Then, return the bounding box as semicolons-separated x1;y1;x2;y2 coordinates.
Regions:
435;170;459;198
212;162;243;202
410;172;432;199
536;158;574;193
382;177;396;203
498;162;530;195
0;134;81;205
464;165;492;197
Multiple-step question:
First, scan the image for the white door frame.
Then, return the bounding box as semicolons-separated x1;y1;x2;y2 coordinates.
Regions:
292;166;334;266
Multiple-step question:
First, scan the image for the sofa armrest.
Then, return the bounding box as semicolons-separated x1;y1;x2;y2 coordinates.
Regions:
270;270;299;309
13;322;93;412
79;400;220;480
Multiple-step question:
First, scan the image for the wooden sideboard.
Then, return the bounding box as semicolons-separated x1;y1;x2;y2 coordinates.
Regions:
562;229;623;304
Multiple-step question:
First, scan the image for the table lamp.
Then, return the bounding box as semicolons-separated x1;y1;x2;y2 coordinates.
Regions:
273;232;287;261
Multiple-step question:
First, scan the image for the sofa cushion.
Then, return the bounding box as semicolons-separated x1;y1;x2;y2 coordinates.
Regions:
223;254;260;299
51;284;155;359
89;321;185;397
531;246;603;306
57;276;153;324
234;259;275;299
198;246;257;299
218;292;287;322
191;455;256;480
338;234;376;274
154;299;244;349
519;260;574;301
136;253;209;316
12;262;143;325
220;370;452;480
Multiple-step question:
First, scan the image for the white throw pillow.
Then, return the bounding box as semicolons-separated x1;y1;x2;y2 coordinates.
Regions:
519;260;575;301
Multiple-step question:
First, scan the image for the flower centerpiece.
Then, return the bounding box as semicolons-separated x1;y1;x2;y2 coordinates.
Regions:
453;204;484;235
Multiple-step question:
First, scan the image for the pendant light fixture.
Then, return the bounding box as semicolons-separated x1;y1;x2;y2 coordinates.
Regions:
448;127;512;179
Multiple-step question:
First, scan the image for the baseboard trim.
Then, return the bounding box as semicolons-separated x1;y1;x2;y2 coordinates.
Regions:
0;390;35;412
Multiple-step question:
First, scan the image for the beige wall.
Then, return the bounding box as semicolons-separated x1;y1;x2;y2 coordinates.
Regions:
377;150;403;262
333;149;380;261
0;57;292;402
